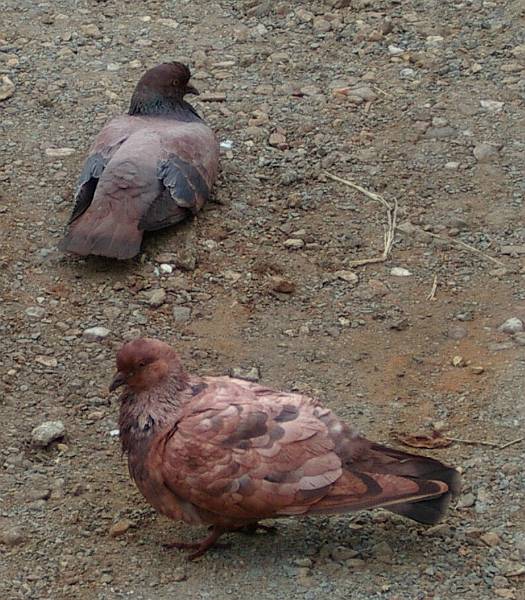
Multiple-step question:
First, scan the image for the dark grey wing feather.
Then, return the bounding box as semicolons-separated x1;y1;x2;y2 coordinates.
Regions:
67;153;108;224
139;154;211;231
139;189;187;231
160;155;210;210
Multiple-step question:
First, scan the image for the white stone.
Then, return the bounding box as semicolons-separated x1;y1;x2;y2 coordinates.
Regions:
390;267;412;277
45;147;76;157
35;356;58;368
388;45;404;55
284;238;305;249
83;326;110;340
159;264;173;274
426;35;444;46
25;306;46;319
498;317;523;334
480;99;504;112
0;76;15;101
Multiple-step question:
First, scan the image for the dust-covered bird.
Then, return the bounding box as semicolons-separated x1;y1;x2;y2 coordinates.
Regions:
59;62;219;259
110;338;460;560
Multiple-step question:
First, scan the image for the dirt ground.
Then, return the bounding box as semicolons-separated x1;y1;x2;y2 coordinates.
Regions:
1;0;524;598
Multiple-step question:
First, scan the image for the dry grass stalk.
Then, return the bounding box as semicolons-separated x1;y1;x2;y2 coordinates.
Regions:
324;172;398;267
418;229;506;267
427;274;438;301
325;171;505;269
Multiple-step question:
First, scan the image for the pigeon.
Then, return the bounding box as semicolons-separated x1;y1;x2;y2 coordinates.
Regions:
59;62;219;259
110;338;460;560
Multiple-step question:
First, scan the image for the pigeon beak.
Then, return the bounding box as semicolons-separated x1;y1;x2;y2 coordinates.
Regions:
109;371;127;392
186;84;199;96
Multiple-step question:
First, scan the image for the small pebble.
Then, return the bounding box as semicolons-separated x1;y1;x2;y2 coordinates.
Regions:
452;355;466;367
31;421;66;448
473;142;500;163
498;317;523;334
109;519;133;537
230;366;260;382
294;557;313;568
83;326;110;340
334;270;359;285
172;306;191;322
45;147;76;157
142;288;167;308
25;306;46;319
480;99;504;112
331;546;359;562
0;526;27;547
159;264;173;274
399;68;416;79
390;267;412;277
0;75;15;101
269;276;296;294
284;238;305;249
480;532;501;547
35;355;58;368
457;492;476;508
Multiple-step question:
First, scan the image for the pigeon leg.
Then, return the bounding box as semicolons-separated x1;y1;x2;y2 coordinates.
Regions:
238;522;277;535
164;526;228;560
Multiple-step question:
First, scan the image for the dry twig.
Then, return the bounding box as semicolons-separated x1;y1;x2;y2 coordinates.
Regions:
412;229;506;267
498;437;524;450
372;85;393;98
445;436;524;450
445;436;500;448
325;171;505;269
324;172;398;267
427;274;438;301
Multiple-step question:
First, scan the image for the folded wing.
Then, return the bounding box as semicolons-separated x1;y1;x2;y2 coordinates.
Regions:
59;116;219;259
159;380;457;525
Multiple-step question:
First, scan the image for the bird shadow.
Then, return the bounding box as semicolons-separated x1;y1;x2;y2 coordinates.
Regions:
138;513;456;568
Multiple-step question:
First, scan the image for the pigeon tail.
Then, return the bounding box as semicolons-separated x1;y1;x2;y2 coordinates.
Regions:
59;216;143;259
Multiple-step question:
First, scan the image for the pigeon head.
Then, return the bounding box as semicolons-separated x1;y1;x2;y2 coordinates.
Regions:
129;62;199;115
110;338;186;393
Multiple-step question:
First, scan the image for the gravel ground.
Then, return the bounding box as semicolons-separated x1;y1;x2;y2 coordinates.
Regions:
1;0;525;599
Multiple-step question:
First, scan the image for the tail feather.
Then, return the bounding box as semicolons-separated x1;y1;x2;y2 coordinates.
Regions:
387;494;453;525
364;443;461;524
59;217;143;259
299;440;461;524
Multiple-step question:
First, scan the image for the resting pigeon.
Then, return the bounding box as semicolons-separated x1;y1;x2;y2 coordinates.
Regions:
110;338;460;560
59;62;219;259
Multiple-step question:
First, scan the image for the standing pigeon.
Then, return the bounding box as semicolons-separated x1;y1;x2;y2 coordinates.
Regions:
59;62;219;259
110;338;461;560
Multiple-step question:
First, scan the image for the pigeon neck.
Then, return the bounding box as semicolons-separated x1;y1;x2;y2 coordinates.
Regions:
118;384;184;454
128;91;201;121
